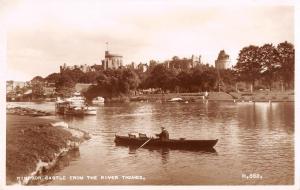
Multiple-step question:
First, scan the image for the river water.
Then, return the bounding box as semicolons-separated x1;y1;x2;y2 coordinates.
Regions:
7;101;294;185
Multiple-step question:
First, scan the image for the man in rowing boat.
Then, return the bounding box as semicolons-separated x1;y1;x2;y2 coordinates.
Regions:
156;127;169;141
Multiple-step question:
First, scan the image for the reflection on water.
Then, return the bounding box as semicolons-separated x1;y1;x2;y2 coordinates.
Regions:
127;146;216;157
8;101;294;185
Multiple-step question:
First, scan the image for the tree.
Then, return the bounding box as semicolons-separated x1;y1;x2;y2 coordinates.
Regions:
14;85;22;94
120;69;140;93
83;68;142;100
55;74;75;97
45;73;60;83
32;82;44;98
259;44;281;91
234;45;261;92
82;85;101;101
31;76;44;83
172;56;179;61
146;64;177;92
78;71;99;83
277;41;294;89
30;76;45;98
219;69;236;86
190;68;203;92
61;68;85;83
177;71;192;92
201;69;217;91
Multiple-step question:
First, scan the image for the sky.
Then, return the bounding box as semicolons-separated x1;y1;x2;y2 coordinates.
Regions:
2;0;294;81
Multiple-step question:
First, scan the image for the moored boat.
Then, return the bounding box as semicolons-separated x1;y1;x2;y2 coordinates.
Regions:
83;106;97;115
167;97;184;102
64;106;84;115
55;92;97;116
92;96;105;105
55;100;70;114
114;134;218;150
66;92;85;107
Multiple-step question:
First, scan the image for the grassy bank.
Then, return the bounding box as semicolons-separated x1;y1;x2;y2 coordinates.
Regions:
129;91;294;102
130;93;205;102
7;107;53;117
6;115;89;185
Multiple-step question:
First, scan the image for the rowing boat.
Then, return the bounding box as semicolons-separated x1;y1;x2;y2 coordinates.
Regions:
114;135;218;150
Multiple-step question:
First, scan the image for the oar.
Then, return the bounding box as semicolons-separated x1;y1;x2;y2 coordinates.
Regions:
137;138;151;149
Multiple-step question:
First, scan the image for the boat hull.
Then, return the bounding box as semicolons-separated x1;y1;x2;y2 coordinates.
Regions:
92;97;105;105
84;109;97;115
64;108;84;115
115;135;218;150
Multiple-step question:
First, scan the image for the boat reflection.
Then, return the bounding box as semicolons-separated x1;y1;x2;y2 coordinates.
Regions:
126;145;217;154
127;145;217;166
56;115;85;122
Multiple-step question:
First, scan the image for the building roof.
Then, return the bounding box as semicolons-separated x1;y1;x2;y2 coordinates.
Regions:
105;51;123;58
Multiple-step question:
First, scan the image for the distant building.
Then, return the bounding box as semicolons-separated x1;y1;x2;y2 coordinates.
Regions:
79;64;92;72
191;54;202;67
168;55;202;70
102;51;123;70
90;64;103;71
126;62;136;69
60;63;95;73
163;61;170;68
137;63;148;72
6;81;27;93
215;50;230;69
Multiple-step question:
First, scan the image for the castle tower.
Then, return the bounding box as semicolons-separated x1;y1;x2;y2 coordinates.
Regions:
215;50;230;69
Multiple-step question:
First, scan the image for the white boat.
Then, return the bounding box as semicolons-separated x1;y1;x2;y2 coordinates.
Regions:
55;101;85;115
167;97;184;102
66;92;85;107
55;92;96;115
92;96;105;105
84;106;97;115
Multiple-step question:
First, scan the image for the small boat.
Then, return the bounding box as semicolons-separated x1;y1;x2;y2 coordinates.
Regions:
92;96;105;105
55;100;70;114
167;97;184;102
130;96;148;102
84;106;97;115
64;106;84;116
114;135;218;150
55;92;97;116
66;92;86;107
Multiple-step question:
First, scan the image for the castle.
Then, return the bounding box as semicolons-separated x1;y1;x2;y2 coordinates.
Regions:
215;50;230;69
102;51;123;70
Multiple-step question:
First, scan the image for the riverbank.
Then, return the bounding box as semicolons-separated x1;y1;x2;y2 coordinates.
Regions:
6;115;91;185
6;91;294;105
129;91;294;102
6;107;53;117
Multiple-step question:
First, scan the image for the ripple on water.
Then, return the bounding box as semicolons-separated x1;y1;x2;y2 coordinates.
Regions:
9;101;294;185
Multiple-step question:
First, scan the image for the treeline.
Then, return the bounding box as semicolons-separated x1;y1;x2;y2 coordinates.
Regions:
82;69;140;100
140;64;235;93
33;41;294;99
235;41;294;90
53;64;233;99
